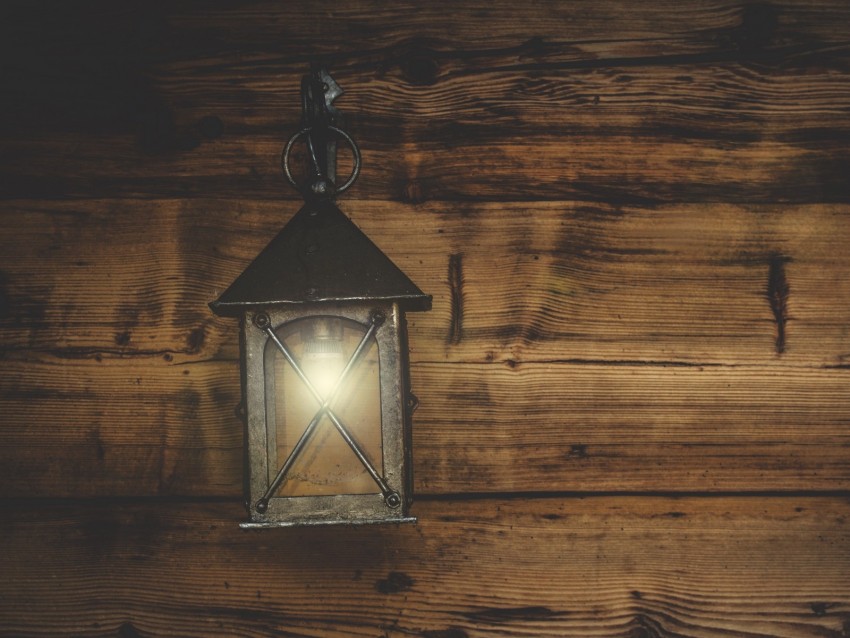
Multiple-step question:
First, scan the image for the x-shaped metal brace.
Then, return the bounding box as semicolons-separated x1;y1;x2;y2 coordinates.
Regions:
254;311;400;513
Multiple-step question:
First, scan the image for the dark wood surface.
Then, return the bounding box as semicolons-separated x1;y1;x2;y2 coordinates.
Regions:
2;497;849;638
2;199;849;497
2;1;849;203
1;0;849;635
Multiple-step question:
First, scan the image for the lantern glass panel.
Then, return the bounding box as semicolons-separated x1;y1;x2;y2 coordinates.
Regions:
263;315;383;497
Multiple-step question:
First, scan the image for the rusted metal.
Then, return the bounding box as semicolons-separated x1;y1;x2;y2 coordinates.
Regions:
208;198;431;315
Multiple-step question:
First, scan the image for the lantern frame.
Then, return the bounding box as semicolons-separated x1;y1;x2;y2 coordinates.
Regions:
239;303;416;527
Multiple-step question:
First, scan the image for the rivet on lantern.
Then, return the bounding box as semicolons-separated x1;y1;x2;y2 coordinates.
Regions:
210;67;431;527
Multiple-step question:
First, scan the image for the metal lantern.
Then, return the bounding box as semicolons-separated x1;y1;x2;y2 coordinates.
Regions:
210;69;431;527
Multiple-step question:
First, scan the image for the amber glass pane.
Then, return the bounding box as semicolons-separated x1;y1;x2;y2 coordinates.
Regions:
264;316;382;496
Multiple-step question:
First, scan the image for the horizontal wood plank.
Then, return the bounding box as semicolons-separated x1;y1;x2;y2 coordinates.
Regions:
1;497;848;637
2;357;848;497
1;2;849;201
4;198;849;496
2;199;849;368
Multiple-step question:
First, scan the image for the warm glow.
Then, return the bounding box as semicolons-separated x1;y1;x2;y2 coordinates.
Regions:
303;350;345;400
302;317;346;400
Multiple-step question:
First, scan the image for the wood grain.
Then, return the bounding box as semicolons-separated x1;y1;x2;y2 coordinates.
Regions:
2;2;849;634
1;497;848;637
2;357;848;497
1;1;849;202
2;199;849;367
3;197;849;496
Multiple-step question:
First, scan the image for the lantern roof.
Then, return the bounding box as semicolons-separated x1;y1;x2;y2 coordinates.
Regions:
210;198;431;316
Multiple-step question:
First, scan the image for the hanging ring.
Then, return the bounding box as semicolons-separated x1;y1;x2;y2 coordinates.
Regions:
281;126;362;195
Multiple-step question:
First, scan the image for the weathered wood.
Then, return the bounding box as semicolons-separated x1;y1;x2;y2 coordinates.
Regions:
2;199;850;367
2;2;849;635
3;195;849;495
2;357;848;496
1;2;849;201
1;497;848;637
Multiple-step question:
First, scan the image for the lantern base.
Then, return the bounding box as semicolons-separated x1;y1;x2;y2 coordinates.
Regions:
239;515;416;529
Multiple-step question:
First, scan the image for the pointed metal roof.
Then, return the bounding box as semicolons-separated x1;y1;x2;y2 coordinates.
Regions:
210;198;431;316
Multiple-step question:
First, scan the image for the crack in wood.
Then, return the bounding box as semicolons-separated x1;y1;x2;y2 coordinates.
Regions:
767;254;791;354
421;628;469;638
448;253;464;346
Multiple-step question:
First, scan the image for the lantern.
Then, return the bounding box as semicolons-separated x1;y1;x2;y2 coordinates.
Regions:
210;68;431;527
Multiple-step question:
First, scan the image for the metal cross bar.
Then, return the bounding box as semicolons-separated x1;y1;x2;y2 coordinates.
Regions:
255;312;396;513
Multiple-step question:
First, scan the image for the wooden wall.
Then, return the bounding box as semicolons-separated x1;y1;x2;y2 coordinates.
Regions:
1;1;849;635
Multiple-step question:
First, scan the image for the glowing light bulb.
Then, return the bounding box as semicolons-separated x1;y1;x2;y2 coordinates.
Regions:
302;318;345;400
